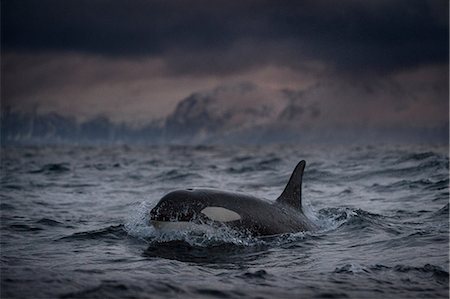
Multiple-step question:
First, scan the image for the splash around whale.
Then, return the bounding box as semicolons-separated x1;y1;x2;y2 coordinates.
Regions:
149;160;318;236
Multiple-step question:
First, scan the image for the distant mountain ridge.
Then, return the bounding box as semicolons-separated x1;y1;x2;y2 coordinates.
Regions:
2;81;448;145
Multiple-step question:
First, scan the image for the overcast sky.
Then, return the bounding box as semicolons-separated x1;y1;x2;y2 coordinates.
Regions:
1;0;448;128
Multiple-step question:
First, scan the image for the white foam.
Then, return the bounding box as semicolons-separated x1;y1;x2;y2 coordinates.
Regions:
124;201;156;239
151;220;211;231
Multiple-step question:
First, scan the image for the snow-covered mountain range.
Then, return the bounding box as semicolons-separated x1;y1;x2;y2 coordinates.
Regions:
2;79;447;145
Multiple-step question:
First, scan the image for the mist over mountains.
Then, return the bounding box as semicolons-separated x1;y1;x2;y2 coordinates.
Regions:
2;80;448;145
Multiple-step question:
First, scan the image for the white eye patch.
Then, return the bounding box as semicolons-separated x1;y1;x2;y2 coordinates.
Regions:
201;207;241;222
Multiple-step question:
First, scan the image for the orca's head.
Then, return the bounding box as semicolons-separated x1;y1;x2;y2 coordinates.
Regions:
150;189;207;223
149;189;242;226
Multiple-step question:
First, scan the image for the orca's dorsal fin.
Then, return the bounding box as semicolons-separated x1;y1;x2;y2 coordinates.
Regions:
276;160;306;210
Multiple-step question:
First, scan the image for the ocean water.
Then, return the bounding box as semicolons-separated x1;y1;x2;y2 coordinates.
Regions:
1;144;448;299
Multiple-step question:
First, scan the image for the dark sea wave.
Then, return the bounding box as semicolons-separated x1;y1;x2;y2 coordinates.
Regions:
1;144;448;298
29;163;72;174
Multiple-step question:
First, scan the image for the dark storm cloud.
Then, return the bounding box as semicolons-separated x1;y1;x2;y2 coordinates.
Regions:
2;0;448;75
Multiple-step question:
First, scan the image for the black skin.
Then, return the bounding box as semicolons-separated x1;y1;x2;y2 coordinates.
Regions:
149;188;317;236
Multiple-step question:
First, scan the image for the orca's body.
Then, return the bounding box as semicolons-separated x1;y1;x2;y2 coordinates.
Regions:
150;160;317;236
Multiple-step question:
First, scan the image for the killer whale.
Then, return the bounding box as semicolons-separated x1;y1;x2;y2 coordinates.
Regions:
149;160;317;236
